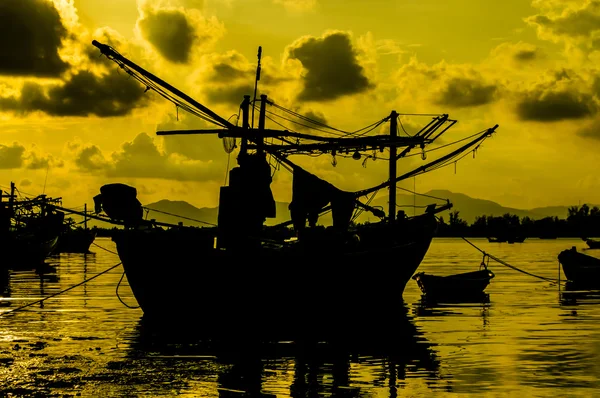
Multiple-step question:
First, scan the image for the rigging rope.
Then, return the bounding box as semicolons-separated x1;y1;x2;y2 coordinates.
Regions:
0;261;123;317
141;207;216;226
460;237;563;284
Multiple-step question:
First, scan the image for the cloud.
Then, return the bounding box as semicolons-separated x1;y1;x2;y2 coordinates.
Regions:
526;0;600;41
285;31;374;102
190;50;296;106
393;58;500;109
0;143;26;169
74;133;224;181
0;70;150;117
0;0;69;77
25;150;64;170
515;69;598;121
577;116;600;139
0;142;62;170
136;2;225;63
20;179;32;187
489;41;543;64
436;77;498;108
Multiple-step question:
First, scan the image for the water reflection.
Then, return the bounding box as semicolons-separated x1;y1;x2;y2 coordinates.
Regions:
119;304;444;397
560;282;600;306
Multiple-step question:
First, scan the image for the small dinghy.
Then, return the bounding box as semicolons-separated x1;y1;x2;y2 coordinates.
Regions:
558;246;600;288
412;268;495;300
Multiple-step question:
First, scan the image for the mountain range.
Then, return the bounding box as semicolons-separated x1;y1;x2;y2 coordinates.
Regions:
75;190;597;229
131;190;597;228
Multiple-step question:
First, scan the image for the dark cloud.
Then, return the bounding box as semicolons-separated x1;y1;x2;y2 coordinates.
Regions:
0;143;25;169
205;84;254;106
517;90;596;121
0;70;149;117
25;152;63;170
138;9;195;63
86;27;129;66
514;49;538;61
75;145;108;171
75;133;223;181
577;117;600;140
20;179;32;187
287;32;374;101
436;77;497;108
0;0;69;77
527;3;600;39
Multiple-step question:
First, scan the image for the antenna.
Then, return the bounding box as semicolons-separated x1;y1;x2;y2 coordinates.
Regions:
42;164;50;195
251;46;262;129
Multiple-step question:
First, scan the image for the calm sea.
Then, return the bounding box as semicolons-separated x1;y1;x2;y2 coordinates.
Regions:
1;237;599;397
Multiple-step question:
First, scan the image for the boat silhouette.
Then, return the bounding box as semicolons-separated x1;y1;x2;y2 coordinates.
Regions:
85;40;499;328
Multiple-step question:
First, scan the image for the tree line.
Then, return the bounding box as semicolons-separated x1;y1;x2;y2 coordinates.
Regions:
87;203;600;239
435;204;600;238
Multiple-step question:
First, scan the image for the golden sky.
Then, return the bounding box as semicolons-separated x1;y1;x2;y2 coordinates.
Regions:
1;0;599;211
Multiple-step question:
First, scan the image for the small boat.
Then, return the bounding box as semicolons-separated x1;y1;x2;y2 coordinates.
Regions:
55;224;97;254
583;238;600;249
54;207;96;254
557;246;600;287
412;269;495;299
487;236;526;243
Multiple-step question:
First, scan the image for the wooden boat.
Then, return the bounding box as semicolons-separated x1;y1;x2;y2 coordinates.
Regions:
0;183;65;269
412;269;495;299
54;210;96;254
89;40;500;328
557;246;600;287
55;225;96;254
583;238;600;249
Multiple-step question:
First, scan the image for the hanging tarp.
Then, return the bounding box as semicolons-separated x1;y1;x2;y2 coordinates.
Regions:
289;166;356;230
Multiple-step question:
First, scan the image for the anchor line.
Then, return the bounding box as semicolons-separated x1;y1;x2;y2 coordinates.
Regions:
461;237;564;284
0;261;123;317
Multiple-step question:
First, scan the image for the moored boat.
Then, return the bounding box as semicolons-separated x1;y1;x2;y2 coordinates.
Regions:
412;269;495;300
558;246;600;287
583;238;600;249
0;183;64;269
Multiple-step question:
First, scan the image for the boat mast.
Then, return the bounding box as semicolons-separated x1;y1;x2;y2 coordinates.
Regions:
84;203;88;230
251;46;262;129
389;110;398;223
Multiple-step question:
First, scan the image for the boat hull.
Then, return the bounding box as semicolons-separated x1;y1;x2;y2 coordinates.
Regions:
558;247;600;287
55;229;96;254
114;215;437;333
412;269;494;299
584;239;600;249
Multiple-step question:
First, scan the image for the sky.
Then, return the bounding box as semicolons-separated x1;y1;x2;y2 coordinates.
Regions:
1;0;599;212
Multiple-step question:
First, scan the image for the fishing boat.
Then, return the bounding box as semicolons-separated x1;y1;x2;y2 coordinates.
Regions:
54;207;96;254
557;246;600;288
89;40;499;328
583;238;600;249
412;268;495;300
0;182;65;269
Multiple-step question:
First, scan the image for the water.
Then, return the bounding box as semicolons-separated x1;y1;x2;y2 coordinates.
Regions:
1;237;599;397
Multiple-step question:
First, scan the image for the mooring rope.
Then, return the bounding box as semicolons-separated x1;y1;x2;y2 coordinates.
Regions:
0;261;123;317
92;241;118;255
461;237;563;284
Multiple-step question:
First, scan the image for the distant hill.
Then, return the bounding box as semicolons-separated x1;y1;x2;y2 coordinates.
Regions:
72;191;600;228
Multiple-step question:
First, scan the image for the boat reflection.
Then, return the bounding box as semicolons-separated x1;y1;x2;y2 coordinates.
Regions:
121;304;444;397
413;294;491;328
560;281;600;306
0;268;9;307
